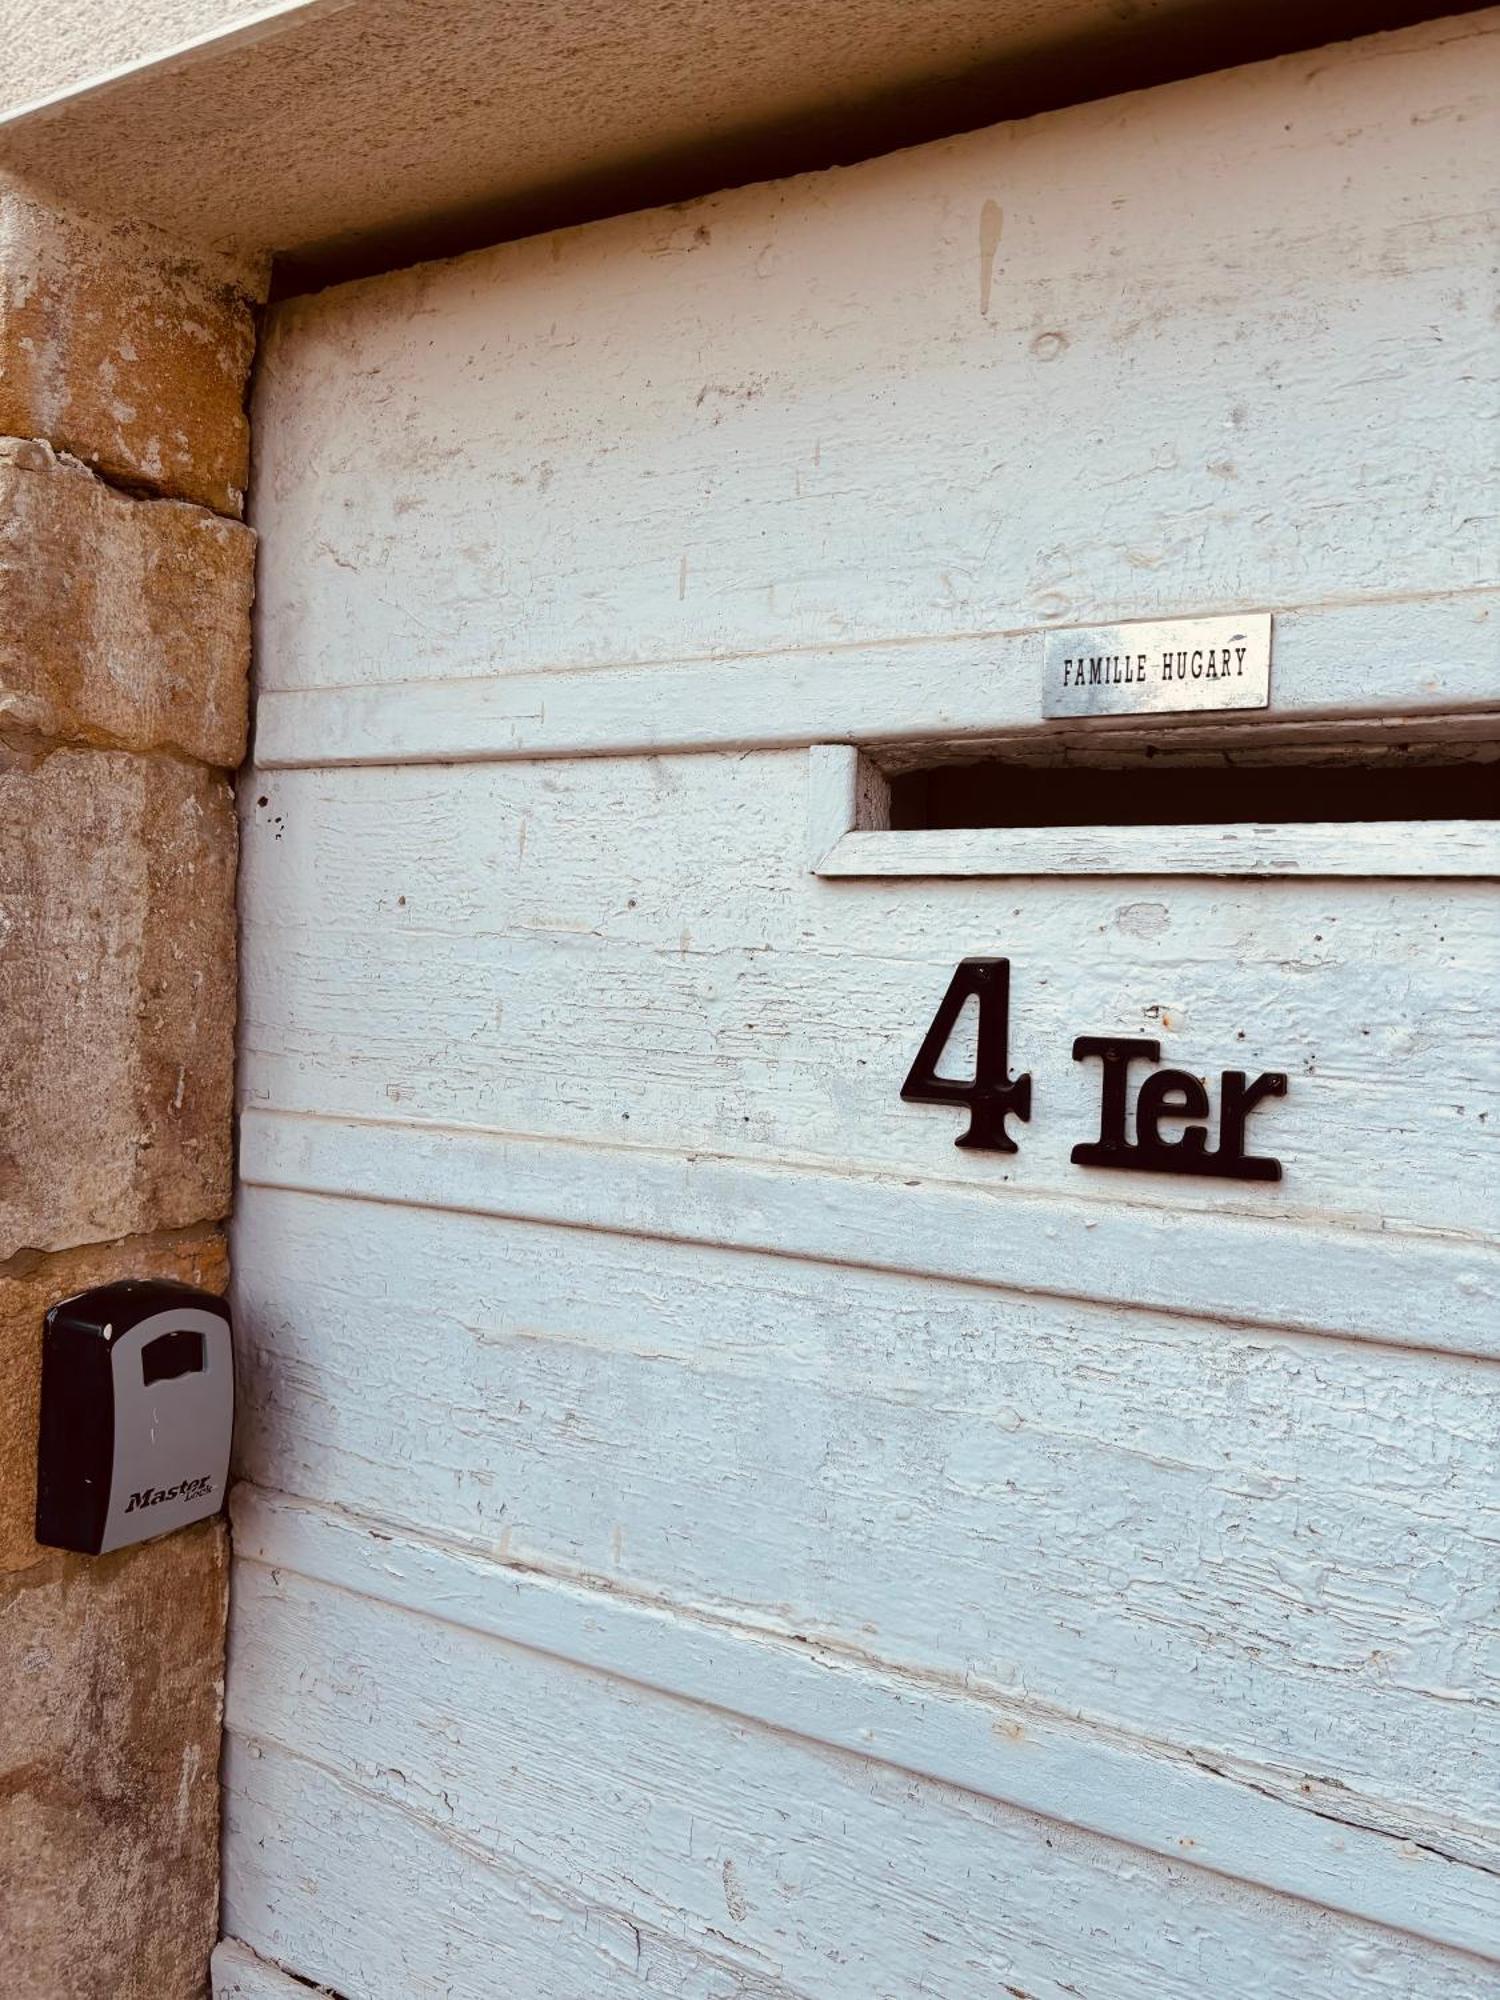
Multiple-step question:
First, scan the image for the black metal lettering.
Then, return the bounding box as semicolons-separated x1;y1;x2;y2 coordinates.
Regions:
901;958;1033;1152
1135;1068;1211;1164
1072;1046;1287;1181
1216;1070;1287;1181
1070;1037;1159;1167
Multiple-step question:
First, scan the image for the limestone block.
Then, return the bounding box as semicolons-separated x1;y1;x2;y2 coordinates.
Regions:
0;1520;227;2000
0;749;236;1261
0;438;253;764
0;1226;227;1573
0;191;255;515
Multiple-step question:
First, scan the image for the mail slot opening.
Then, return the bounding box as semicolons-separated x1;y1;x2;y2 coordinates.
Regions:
887;741;1500;830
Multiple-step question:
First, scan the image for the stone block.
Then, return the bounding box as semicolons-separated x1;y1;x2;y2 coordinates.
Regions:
0;1226;228;1573
0;749;236;1261
0;438;253;764
0;1520;227;2000
0;191;255;515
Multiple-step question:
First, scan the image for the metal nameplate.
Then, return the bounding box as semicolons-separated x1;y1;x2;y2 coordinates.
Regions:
1042;612;1272;719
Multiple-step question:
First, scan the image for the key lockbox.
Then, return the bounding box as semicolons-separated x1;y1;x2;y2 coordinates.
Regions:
35;1279;234;1555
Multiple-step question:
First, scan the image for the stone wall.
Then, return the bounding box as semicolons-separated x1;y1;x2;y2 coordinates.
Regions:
0;186;257;1999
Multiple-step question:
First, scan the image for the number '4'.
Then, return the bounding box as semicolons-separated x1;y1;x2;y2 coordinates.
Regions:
900;958;1033;1152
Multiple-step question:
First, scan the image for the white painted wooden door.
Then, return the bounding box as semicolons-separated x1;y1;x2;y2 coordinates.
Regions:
223;14;1500;1997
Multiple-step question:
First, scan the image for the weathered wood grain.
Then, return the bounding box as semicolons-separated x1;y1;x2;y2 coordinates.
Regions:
253;593;1500;768
231;1193;1500;1868
817;821;1500;879
239;754;1500;1239
211;1940;311;2000
226;1738;816;2000
223;1540;1500;1987
238;1112;1500;1358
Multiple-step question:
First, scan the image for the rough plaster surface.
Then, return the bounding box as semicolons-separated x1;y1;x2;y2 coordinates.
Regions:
0;1226;227;1573
0;749;236;1262
0;0;271;117
0;1520;228;2000
0;438;253;763
0;190;256;513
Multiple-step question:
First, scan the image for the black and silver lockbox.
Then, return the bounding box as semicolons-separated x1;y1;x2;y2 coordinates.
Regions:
35;1280;234;1555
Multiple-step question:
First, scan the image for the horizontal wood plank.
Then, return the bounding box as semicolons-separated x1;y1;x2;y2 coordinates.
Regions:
231;1730;1500;2000
236;1110;1500;1357
231;1185;1500;1851
817;820;1500;879
223;1741;788;1999
253;593;1500;768
226;1492;1500;1969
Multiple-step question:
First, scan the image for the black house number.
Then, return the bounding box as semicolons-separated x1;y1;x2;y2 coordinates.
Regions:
901;958;1287;1183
